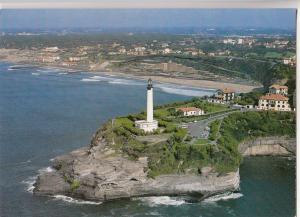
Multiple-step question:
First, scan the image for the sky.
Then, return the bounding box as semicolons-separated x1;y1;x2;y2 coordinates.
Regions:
0;9;296;31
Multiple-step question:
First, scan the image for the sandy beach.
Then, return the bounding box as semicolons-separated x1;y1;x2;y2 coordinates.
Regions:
0;48;262;93
95;71;262;93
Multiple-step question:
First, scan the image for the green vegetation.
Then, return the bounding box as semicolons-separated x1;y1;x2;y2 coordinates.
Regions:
70;180;81;191
214;111;295;172
208;120;221;141
234;91;264;106
99;97;295;177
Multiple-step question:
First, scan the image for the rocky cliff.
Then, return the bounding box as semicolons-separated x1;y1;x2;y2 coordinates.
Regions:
238;136;296;156
34;131;295;202
34;136;240;202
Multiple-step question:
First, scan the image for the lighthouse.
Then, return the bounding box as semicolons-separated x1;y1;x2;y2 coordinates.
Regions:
147;78;154;122
135;78;158;132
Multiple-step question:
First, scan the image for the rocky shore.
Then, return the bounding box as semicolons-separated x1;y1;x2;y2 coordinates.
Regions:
33;127;295;203
33;135;240;202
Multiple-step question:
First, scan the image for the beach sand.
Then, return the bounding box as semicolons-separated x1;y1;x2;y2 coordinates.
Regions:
0;48;262;93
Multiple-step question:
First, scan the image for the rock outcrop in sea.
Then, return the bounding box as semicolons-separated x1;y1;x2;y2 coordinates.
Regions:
33;130;295;202
34;135;240;201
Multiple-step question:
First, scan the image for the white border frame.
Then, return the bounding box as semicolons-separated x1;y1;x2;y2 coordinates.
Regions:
0;1;298;9
0;0;299;216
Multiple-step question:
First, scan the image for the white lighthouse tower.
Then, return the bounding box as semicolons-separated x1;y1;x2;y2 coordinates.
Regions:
135;78;158;132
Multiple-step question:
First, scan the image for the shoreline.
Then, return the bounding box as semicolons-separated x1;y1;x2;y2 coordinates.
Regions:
2;58;262;93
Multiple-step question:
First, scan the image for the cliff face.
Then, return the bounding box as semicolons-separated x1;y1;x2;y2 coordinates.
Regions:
238;136;296;156
34;138;240;202
34;131;295;202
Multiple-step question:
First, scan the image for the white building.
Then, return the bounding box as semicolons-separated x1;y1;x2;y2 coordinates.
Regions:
238;38;244;44
257;94;291;111
208;88;235;104
269;84;288;96
44;47;59;52
177;107;204;116
41;56;60;63
223;38;236;45
135;79;158;132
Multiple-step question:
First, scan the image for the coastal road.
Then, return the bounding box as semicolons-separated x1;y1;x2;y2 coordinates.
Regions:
186;110;241;140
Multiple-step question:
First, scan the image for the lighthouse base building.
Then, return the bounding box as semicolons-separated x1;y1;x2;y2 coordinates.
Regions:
135;119;158;132
135;78;158;132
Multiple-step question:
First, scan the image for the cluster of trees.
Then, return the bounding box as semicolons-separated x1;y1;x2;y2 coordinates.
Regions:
214;111;295;172
234;91;264;106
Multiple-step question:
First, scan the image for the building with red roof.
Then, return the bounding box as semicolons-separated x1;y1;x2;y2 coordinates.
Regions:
269;84;288;96
177;107;204;116
257;93;291;111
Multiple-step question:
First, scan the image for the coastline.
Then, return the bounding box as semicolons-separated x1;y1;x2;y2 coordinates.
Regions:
33;121;295;203
1;53;262;93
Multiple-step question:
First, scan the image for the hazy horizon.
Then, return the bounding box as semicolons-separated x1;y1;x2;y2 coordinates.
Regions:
0;9;296;31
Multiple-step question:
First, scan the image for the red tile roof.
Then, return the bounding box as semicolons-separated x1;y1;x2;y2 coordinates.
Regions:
219;88;235;94
269;84;288;90
177;107;202;112
260;94;289;101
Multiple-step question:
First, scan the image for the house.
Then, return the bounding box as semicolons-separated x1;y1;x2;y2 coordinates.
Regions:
269;85;288;96
213;88;235;102
44;47;59;52
41;56;60;63
223;38;236;45
257;94;291;111
177;107;204;116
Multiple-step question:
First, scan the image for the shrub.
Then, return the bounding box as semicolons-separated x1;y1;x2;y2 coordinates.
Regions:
71;179;80;191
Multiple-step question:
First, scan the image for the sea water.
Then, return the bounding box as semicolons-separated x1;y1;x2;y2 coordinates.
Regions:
0;62;295;217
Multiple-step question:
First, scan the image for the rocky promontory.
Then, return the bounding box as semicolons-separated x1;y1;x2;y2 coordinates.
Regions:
34;135;240;202
33;125;296;203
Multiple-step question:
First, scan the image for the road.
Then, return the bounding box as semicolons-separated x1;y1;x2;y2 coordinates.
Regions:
186;110;240;141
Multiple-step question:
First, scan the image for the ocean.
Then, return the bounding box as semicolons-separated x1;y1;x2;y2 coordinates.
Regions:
0;62;295;217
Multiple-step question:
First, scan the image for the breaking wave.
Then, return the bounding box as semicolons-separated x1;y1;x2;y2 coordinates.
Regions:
53;195;102;205
157;85;214;97
38;166;55;173
108;78;143;86
22;167;54;193
80;75;215;96
203;192;243;203
134;196;187;206
22;176;37;193
81;78;101;82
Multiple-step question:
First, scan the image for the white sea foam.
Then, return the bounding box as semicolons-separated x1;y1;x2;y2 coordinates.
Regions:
81;78;100;82
134;196;187;206
22;176;37;193
38;166;55;173
38;68;62;73
80;75;215;96
53;195;102;205
157;84;214;97
108;79;143;86
31;72;40;76
58;72;68;75
203;192;243;203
